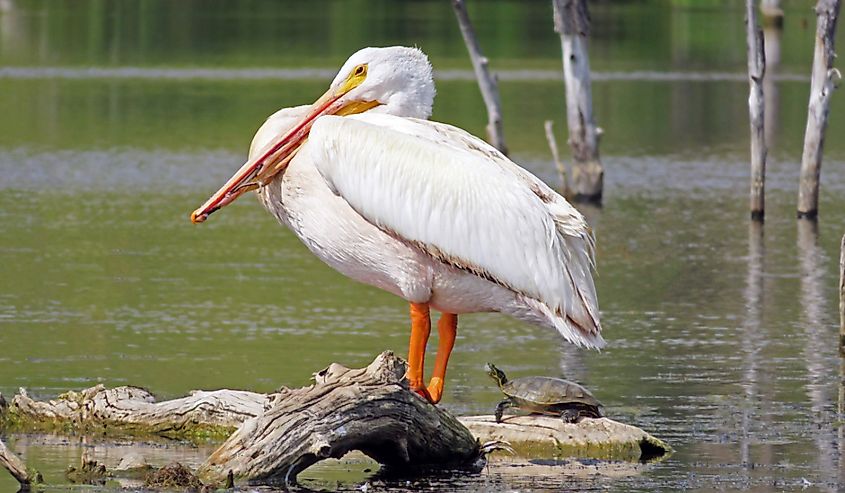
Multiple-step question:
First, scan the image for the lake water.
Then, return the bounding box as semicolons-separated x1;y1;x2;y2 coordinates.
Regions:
1;1;844;491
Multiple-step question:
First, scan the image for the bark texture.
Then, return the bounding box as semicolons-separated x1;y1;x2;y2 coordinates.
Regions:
451;0;508;154
747;0;768;220
798;0;841;219
198;352;481;485
3;354;674;486
552;0;603;202
9;385;266;435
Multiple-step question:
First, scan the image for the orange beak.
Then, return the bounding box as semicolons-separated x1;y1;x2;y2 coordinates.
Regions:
190;88;346;224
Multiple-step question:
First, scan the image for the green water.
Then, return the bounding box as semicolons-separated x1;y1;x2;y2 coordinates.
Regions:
2;1;845;491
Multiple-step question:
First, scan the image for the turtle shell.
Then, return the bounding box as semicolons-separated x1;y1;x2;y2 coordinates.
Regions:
502;376;603;408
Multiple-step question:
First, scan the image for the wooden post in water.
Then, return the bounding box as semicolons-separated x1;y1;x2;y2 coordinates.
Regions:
840;233;845;350
450;0;507;155
797;0;841;219
760;0;784;28
552;0;603;203
746;0;767;221
0;438;35;490
544;120;570;196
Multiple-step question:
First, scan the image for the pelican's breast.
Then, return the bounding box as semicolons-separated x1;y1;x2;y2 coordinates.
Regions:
257;154;435;304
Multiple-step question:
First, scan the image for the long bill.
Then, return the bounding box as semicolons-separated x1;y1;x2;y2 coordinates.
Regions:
190;87;377;224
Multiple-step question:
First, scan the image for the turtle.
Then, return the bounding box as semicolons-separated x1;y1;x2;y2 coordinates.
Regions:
486;363;604;424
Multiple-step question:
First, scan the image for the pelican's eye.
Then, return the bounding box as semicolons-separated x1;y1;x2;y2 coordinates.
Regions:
338;63;369;95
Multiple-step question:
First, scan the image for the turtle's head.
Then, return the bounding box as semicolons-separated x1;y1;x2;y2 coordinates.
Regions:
485;363;508;387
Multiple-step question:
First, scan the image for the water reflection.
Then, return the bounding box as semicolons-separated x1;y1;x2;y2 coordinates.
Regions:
740;221;765;469
796;219;839;491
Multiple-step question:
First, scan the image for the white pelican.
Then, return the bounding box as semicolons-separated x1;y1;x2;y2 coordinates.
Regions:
191;46;603;404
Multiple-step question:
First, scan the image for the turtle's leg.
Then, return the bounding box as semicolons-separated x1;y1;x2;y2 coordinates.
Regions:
407;303;432;402
560;408;580;423
495;399;513;423
425;312;457;404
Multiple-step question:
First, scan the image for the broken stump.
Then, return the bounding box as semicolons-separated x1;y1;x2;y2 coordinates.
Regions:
198;351;482;485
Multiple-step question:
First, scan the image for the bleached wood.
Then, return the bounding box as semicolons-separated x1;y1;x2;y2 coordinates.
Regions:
760;0;784;27
460;415;670;461
11;385;267;432
798;0;842;219
840;234;845;349
198;352;481;485
3;354;673;485
747;0;768;220
544;120;570;196
552;0;604;202
451;0;507;154
0;438;32;489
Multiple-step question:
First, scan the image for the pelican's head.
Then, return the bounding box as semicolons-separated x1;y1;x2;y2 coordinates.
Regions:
331;46;435;119
190;46;435;223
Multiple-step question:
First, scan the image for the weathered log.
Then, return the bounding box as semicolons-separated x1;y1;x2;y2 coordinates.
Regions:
544;120;570;196
198;351;482;485
8;385;266;438
797;0;841;219
451;0;508;154
746;0;768;221
552;0;604;203
3;354;672;486
460;415;670;462
0;437;37;489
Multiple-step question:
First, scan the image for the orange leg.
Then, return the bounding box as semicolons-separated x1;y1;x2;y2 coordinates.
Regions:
407;302;432;400
426;313;458;404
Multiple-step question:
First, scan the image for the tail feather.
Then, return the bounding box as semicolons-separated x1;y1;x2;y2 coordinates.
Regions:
519;296;606;350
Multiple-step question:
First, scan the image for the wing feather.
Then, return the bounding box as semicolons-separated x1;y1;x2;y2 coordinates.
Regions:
308;114;602;345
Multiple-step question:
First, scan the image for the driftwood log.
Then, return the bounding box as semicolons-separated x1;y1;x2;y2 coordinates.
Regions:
198;352;481;484
2;352;671;487
746;0;767;221
797;0;841;219
460;415;670;462
9;385;266;437
0;437;36;490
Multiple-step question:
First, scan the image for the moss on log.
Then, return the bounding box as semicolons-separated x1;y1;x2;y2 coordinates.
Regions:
460;415;671;462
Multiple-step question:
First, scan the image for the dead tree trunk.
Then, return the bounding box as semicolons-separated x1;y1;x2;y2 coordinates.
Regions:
797;0;842;219
552;0;603;203
198;352;481;485
544;120;570;196
0;438;36;490
840;233;845;350
451;0;507;155
761;0;784;28
747;0;768;221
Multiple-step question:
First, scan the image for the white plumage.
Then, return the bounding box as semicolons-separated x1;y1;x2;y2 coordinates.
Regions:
193;46;604;402
250;105;603;349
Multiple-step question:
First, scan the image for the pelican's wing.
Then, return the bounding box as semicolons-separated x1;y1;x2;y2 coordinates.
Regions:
309;113;602;347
